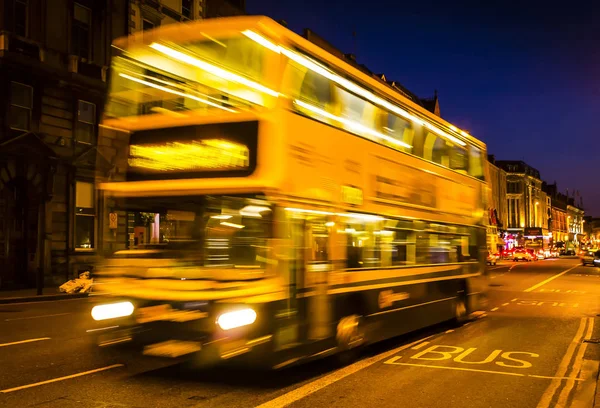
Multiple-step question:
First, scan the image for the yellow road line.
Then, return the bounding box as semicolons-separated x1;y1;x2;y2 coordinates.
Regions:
524;265;580;292
0;338;51;348
254;336;434;408
556;317;594;406
384;360;524;377
536;317;588;408
0;364;124;393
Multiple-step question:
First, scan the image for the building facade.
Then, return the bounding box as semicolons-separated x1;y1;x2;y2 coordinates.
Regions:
0;0;242;291
543;182;569;245
486;155;508;252
496;161;549;248
0;0;133;291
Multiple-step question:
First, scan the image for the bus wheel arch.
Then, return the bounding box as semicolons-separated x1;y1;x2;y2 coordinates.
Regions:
453;280;469;326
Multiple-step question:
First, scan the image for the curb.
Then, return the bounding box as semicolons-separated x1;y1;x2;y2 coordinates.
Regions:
0;292;89;305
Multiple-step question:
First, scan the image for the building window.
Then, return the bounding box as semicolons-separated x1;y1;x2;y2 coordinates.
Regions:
75;181;95;250
72;3;92;59
14;0;28;37
75;100;96;144
143;19;155;32
9;82;33;131
182;0;192;18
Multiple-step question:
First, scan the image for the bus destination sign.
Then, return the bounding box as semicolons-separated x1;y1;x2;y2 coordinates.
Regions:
129;139;250;172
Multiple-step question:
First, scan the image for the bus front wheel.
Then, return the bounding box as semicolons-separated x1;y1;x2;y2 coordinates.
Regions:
336;314;365;365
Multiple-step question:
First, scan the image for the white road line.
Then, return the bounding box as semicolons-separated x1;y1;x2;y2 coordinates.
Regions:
556;317;594;406
511;298;517;302
524;265;580;292
490;307;499;312
5;313;71;322
444;329;454;334
536;317;588;408
0;338;51;348
254;336;434;408
0;364;124;393
502;303;509;306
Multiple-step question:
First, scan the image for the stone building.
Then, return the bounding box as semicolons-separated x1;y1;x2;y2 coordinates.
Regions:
496;160;549;248
0;0;243;291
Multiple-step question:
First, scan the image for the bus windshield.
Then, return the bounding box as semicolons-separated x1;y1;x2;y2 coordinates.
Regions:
105;33;277;119
105;195;273;269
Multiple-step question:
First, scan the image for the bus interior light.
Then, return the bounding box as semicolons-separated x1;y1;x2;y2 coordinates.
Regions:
211;215;232;219
119;73;236;113
149;43;279;97
220;222;245;229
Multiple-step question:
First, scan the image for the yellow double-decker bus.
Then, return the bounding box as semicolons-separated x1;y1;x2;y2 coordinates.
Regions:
90;16;489;368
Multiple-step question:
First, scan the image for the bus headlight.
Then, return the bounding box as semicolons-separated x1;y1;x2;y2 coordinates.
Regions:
91;301;135;321
216;308;257;330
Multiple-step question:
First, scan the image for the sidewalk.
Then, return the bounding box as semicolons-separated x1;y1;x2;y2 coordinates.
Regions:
0;287;89;304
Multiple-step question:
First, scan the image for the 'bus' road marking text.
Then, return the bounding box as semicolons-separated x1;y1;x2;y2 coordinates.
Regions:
386;344;539;369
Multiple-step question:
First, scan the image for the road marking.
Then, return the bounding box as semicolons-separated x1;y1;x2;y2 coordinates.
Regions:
254;336;434;408
524;265;580;292
0;298;86;307
502;303;509;306
4;312;71;322
444;329;454;334
556;317;594;406
490;307;499;312
528;375;585;381
536;317;588;408
412;341;430;350
511;298;517;302
384;359;524;377
0;364;124;393
0;338;51;348
384;361;585;381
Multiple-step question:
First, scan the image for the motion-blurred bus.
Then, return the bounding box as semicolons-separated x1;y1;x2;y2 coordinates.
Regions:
89;16;489;368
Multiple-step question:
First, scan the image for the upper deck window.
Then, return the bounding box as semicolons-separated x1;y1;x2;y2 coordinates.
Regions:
105;33;275;120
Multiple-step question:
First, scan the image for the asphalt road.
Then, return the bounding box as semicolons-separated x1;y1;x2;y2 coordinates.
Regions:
0;258;599;408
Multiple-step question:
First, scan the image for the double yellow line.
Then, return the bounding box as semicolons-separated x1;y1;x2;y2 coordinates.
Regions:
536;317;595;408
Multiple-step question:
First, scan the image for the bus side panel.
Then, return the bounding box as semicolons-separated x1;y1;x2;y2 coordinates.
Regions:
332;277;465;344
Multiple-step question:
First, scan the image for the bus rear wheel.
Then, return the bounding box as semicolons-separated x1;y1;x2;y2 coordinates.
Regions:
336;314;365;365
453;296;468;326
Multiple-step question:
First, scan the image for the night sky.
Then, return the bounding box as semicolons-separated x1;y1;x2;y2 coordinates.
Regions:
247;0;600;216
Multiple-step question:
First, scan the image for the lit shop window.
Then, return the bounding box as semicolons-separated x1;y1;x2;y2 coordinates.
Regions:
75;181;95;250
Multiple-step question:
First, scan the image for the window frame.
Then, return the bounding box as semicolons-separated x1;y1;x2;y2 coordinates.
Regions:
74;180;96;252
72;2;92;60
9;81;33;131
14;0;29;37
74;100;97;145
181;0;193;19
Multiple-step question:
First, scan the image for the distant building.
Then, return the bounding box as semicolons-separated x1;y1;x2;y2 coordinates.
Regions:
486;155;508;251
496;161;549;248
543;182;569;245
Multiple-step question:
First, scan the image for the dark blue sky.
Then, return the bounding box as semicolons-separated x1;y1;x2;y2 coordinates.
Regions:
248;0;600;216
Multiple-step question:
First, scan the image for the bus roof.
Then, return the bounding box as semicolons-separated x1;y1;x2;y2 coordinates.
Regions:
113;15;486;151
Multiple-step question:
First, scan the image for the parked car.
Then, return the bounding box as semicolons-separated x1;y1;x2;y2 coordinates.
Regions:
536;249;546;260
487;252;498;266
581;250;600;267
513;249;533;262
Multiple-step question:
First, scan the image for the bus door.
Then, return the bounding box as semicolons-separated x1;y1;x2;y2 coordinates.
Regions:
283;212;332;346
303;216;333;341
